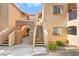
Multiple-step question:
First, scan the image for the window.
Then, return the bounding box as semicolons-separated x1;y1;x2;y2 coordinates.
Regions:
68;26;77;35
68;10;77;20
53;5;61;14
53;27;62;36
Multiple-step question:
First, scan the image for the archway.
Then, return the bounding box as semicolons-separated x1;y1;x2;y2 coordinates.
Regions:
15;20;35;44
21;25;30;37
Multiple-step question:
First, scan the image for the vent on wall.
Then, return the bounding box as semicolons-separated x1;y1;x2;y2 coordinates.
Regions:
67;26;77;35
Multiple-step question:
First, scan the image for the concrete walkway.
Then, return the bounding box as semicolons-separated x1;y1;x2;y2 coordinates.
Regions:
33;47;79;56
0;36;47;56
0;36;33;56
32;47;47;55
0;36;79;56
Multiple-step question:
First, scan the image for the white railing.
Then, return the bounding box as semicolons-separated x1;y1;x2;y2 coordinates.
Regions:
0;28;9;44
33;20;37;47
0;27;15;47
9;30;15;47
42;22;48;46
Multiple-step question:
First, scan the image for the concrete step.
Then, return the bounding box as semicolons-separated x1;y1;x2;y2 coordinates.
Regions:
3;39;8;44
35;26;44;47
37;38;44;41
5;39;8;41
0;44;8;46
35;42;44;44
35;44;45;47
35;40;44;42
3;41;8;44
4;39;8;41
1;38;9;46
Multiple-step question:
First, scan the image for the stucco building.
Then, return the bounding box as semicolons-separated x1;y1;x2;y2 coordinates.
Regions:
42;3;79;47
0;3;79;47
0;3;36;47
42;4;67;45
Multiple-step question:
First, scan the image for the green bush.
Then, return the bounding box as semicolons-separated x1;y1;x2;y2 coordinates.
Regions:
56;40;64;47
47;43;57;51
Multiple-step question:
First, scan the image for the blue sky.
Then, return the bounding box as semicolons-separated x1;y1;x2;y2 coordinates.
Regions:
15;3;42;14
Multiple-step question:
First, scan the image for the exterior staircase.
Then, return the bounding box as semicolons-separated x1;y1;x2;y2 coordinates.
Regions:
35;26;45;47
0;37;8;46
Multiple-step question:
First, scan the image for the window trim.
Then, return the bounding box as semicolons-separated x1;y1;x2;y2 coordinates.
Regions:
53;5;62;15
53;27;62;36
67;26;77;35
68;9;77;21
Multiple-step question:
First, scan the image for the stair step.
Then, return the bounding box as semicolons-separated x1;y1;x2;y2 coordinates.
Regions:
35;44;44;45
35;44;45;47
35;41;44;43
5;40;8;41
0;44;8;46
36;39;44;41
5;39;8;41
35;26;44;47
3;39;8;44
3;42;8;44
35;42;44;44
4;40;8;42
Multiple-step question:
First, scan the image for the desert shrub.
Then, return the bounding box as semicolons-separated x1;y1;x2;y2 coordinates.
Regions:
47;43;57;51
56;40;64;47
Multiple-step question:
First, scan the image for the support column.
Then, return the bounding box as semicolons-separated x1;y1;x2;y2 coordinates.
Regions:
15;27;23;44
29;28;34;45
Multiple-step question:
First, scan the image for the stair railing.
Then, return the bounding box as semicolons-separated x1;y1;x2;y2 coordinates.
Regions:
33;19;37;47
0;26;15;47
42;22;48;47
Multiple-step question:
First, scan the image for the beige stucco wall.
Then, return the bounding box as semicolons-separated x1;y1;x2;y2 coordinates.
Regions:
67;18;79;46
67;4;79;47
0;3;25;46
43;3;67;43
8;4;23;28
0;3;8;32
67;18;78;46
8;4;25;47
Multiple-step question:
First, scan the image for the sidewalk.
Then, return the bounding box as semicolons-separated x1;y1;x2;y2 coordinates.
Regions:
0;36;33;56
0;36;79;56
33;47;79;56
32;47;47;55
